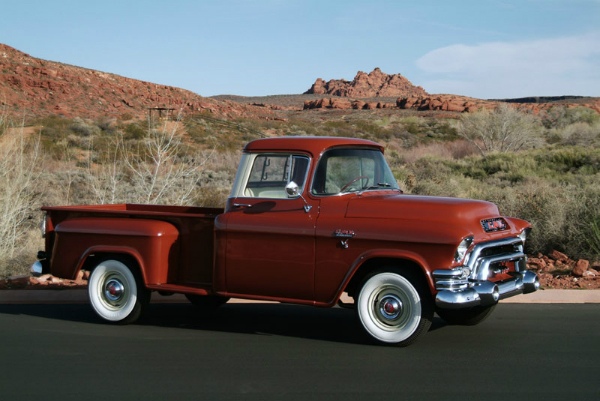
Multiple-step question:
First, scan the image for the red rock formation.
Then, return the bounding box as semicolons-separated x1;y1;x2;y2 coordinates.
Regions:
397;95;496;113
397;95;600;114
0;43;272;121
303;97;396;110
304;68;428;98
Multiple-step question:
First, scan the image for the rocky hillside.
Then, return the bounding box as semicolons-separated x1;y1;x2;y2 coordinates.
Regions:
0;43;272;121
301;68;600;113
304;68;428;98
2;43;599;122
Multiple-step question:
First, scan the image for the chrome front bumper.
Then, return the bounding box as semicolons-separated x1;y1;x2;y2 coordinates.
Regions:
433;237;540;309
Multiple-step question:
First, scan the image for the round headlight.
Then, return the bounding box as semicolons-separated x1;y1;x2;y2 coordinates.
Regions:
454;236;473;263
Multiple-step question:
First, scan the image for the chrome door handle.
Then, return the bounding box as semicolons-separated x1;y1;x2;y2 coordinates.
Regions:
233;203;253;208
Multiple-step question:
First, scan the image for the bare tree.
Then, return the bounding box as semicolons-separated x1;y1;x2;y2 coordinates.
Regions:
88;132;128;204
0;118;41;270
126;115;214;205
457;104;543;156
87;113;215;205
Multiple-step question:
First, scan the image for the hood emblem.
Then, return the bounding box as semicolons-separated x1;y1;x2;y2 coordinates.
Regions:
481;218;508;233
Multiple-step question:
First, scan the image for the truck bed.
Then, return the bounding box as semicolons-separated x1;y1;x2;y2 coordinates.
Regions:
42;204;224;290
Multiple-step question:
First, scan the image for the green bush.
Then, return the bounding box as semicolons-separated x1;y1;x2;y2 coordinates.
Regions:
457;104;544;155
542;106;600;129
391;145;600;260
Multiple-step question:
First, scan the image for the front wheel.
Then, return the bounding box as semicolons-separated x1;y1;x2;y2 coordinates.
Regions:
88;259;149;324
356;270;433;346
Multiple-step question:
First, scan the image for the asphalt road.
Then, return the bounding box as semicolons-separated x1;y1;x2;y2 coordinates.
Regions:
1;302;598;401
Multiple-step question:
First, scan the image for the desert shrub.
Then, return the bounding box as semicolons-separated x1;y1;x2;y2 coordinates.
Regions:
459;152;538;184
534;146;600;176
472;179;572;255
587;217;600;257
322;120;355;137
556;122;600;147
70;117;100;137
194;185;230;208
571;187;600;259
407;157;470;197
122;121;147;140
36;115;72;159
394;145;600;260
96;116;117;133
119;112;134;122
85;117;218;205
0;119;43;277
542;106;600;129
185;114;265;150
398;116;423;135
457;104;544;156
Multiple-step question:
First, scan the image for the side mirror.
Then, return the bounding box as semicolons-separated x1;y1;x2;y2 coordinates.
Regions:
285;181;312;213
285;181;300;197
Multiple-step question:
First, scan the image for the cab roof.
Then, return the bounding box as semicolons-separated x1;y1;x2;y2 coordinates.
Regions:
243;136;384;157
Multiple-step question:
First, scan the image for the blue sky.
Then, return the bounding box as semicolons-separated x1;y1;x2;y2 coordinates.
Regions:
1;0;599;98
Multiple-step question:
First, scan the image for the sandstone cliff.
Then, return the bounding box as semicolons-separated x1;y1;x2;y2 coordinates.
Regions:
0;43;272;121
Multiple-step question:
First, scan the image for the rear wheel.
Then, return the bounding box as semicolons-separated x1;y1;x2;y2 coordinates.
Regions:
356;270;433;346
436;304;496;326
88;258;149;324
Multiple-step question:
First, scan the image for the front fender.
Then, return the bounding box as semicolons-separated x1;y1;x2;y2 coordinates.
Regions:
322;248;434;307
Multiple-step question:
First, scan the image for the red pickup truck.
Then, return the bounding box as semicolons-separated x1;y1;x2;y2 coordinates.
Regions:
32;136;539;346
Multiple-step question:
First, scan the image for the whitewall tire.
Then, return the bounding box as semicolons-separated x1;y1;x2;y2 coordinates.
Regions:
88;259;149;324
357;271;432;346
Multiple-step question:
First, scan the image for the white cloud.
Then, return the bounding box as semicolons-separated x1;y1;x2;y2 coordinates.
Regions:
416;32;600;98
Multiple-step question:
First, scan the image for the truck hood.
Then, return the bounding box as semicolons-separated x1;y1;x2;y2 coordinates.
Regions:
345;193;501;232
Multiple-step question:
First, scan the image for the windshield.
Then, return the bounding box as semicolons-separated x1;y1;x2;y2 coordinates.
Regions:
311;148;400;195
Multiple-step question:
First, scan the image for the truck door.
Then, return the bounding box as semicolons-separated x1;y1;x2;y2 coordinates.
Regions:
219;154;317;301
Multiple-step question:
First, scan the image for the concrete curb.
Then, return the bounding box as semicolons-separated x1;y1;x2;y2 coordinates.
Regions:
499;289;600;304
1;288;599;305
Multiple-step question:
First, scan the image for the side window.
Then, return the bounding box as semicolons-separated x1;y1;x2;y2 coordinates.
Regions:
324;156;375;193
312;148;398;195
244;154;309;198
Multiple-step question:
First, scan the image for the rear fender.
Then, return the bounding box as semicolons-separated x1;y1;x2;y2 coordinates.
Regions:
49;218;179;284
78;246;146;281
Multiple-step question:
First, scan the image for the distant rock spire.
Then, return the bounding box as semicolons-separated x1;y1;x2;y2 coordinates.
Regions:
304;68;428;98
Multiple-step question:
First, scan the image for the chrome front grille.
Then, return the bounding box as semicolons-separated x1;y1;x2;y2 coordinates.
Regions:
434;237;526;291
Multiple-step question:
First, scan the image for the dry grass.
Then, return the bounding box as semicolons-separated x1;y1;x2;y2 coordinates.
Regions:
0;117;44;276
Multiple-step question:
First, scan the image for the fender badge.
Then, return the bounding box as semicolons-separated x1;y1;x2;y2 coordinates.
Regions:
334;229;355;249
334;229;355;238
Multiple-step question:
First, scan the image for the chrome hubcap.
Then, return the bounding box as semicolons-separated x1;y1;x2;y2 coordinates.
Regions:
104;279;125;304
378;295;403;321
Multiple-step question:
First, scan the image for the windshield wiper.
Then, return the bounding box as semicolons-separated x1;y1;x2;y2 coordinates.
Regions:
366;183;393;190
